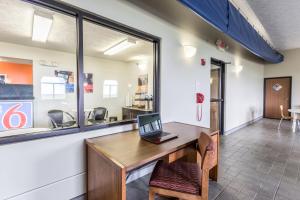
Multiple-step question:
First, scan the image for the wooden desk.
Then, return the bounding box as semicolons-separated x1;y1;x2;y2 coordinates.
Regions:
86;122;219;200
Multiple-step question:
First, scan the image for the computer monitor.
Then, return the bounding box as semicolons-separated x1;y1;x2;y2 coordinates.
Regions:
137;113;162;136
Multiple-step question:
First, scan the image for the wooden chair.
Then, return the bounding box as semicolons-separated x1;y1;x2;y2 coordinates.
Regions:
148;132;214;200
278;105;293;130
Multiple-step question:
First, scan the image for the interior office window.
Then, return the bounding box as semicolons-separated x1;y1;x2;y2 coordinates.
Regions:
83;20;155;126
103;80;118;98
41;76;66;99
0;0;78;138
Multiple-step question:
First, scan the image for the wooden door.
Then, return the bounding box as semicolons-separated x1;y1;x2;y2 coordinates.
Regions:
264;77;292;119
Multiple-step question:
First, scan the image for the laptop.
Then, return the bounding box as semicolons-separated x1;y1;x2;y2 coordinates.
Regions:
137;113;178;144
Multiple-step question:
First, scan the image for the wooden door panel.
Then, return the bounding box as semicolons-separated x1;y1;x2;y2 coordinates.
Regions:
264;77;291;119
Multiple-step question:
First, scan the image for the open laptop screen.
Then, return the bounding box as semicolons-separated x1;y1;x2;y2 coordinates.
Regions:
137;113;162;136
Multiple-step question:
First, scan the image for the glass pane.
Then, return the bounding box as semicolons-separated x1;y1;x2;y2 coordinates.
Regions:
83;20;154;126
0;0;77;138
211;65;220;99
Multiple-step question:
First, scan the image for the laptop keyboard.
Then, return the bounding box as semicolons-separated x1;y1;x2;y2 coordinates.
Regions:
145;131;169;138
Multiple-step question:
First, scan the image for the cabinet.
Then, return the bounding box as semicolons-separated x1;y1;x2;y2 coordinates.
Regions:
122;107;152;120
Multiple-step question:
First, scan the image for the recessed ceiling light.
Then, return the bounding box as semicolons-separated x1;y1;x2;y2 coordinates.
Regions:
128;55;150;61
104;39;136;56
32;12;53;42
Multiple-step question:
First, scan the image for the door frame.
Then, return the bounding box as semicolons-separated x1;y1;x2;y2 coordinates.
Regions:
211;58;225;135
263;76;292;119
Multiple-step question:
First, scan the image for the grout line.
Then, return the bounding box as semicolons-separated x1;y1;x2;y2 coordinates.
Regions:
272;173;284;200
213;171;241;200
272;140;295;200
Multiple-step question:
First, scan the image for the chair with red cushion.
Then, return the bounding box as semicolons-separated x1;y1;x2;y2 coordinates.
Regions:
148;132;214;200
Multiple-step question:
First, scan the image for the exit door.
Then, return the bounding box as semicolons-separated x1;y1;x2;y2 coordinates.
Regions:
210;58;225;134
264;77;292;119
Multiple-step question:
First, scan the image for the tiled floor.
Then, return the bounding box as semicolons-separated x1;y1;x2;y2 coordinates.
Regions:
127;119;300;200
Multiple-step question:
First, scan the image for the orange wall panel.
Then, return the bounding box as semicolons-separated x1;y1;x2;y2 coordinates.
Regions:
0;62;33;84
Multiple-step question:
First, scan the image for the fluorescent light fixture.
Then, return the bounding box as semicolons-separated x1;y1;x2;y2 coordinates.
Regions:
32;12;53;42
104;39;136;55
129;55;149;61
183;45;197;58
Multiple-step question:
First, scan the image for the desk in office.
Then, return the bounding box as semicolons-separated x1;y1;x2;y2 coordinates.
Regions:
86;122;219;200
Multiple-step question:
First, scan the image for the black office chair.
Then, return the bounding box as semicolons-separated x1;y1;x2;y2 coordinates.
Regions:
88;107;108;124
48;110;76;129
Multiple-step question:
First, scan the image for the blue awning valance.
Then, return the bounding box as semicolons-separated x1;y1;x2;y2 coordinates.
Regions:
179;0;284;63
179;0;229;32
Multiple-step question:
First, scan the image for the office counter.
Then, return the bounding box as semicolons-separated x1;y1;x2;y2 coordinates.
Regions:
122;106;152;120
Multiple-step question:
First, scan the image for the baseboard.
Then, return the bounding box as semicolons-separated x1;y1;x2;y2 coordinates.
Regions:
224;116;263;135
6;163;156;200
6;173;85;200
71;194;86;200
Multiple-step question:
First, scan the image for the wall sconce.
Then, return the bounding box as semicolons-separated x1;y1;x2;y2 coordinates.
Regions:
183;45;197;58
233;65;243;76
235;65;243;74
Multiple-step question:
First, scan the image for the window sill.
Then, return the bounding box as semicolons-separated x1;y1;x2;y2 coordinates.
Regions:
0;119;137;145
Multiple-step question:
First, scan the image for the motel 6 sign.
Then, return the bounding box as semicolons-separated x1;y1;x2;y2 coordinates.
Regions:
0;101;33;131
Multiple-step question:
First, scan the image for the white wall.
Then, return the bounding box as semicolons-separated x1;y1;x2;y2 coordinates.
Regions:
225;59;264;131
265;48;300;107
0;0;264;199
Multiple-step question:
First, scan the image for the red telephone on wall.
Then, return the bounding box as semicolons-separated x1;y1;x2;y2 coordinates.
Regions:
196;93;205;121
196;93;205;104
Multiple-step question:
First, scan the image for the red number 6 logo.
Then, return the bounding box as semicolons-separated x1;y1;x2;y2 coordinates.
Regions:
2;104;27;129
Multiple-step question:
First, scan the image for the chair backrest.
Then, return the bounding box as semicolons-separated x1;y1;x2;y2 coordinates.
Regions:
198;132;213;169
280;105;284;118
93;107;107;120
48;110;63;128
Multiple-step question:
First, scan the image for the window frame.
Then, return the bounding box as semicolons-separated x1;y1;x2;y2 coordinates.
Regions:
0;0;160;145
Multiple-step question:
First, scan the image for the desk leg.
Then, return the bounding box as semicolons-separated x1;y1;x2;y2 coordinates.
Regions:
87;145;126;200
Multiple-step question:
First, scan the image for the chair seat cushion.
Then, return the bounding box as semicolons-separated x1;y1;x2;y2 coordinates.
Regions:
149;160;202;195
